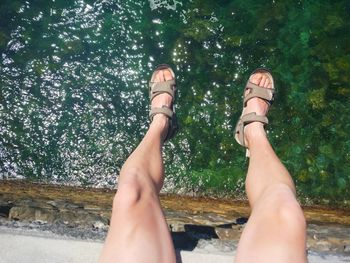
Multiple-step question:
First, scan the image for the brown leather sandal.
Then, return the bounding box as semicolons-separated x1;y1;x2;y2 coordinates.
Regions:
234;68;275;157
149;64;178;141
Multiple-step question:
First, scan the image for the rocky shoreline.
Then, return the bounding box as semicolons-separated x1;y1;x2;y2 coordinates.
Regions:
1;180;350;257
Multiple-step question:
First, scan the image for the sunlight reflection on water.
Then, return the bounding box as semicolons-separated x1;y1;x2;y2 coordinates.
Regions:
0;0;349;203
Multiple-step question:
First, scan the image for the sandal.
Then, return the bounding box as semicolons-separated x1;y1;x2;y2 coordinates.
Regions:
234;68;275;157
149;64;179;141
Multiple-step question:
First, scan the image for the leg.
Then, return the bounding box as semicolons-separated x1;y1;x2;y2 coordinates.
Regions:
99;69;176;263
235;73;307;263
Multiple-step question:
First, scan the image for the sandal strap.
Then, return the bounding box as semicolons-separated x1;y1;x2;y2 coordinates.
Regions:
149;106;178;141
241;112;268;125
235;112;268;147
149;80;176;101
148;64;178;142
244;82;275;106
149;106;174;120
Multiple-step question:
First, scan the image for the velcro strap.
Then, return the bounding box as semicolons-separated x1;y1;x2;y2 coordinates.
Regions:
244;82;275;106
241;112;269;126
149;106;173;120
149;80;176;101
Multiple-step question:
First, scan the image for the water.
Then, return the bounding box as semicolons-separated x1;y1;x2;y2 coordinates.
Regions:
0;0;349;204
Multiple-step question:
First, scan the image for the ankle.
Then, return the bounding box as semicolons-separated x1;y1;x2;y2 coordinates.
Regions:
150;114;169;136
244;122;268;147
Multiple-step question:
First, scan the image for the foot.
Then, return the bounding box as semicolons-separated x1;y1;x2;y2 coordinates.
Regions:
150;68;174;139
243;72;273;147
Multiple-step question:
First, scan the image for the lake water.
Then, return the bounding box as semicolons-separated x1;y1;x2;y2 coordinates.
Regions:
0;0;349;205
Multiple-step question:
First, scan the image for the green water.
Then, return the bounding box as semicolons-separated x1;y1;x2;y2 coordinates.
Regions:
0;0;349;205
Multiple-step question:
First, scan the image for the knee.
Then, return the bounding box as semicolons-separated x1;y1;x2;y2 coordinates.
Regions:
253;184;306;234
278;199;306;235
264;185;307;234
112;168;155;212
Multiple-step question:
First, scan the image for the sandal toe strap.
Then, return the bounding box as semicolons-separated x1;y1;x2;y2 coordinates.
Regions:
149;80;176;101
244;82;275;106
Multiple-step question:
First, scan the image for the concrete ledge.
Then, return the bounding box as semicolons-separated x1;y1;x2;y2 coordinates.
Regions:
0;227;348;263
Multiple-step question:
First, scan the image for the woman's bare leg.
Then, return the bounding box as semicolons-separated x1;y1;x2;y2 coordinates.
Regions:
235;73;307;263
99;69;176;263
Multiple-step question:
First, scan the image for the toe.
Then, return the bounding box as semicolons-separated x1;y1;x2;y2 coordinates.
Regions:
163;69;173;81
263;76;270;88
250;71;272;89
250;73;263;85
259;75;267;87
154;71;162;82
154;68;173;82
